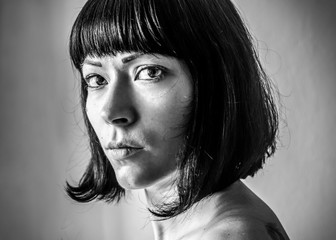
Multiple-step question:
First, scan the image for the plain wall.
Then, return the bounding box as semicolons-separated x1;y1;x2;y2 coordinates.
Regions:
0;0;335;239
237;1;336;239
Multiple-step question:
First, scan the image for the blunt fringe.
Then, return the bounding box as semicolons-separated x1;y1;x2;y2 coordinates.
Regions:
66;0;279;218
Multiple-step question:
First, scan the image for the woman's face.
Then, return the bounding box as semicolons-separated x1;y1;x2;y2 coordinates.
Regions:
82;52;192;190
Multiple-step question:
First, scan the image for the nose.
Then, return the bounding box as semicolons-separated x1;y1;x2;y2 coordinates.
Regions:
100;80;138;127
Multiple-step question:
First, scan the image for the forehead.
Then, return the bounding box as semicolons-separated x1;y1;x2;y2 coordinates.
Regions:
82;52;178;68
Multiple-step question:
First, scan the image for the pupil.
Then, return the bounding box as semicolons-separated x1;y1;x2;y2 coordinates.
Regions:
148;69;159;78
97;77;104;84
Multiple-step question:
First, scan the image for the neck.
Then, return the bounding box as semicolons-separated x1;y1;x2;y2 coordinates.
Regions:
144;171;182;240
144;177;211;240
144;173;177;209
147;202;195;240
147;192;215;240
145;180;246;240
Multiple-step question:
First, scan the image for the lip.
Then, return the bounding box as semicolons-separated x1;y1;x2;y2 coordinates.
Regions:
105;141;144;161
107;147;143;160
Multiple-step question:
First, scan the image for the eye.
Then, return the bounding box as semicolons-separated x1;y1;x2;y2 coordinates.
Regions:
84;74;107;89
135;66;166;82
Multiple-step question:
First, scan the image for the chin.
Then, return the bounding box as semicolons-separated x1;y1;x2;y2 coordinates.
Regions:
115;165;176;190
117;176;159;190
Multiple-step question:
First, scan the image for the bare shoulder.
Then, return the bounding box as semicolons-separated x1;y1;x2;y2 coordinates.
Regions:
197;181;289;240
179;181;289;240
200;218;287;240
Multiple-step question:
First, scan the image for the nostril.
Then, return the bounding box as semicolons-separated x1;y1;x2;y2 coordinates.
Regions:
112;118;129;125
100;105;137;126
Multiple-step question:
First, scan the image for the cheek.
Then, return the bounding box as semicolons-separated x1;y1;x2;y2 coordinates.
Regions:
85;100;96;124
147;89;192;136
85;98;102;135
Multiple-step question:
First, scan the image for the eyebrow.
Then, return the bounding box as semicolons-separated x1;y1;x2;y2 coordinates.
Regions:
82;59;102;67
121;53;144;64
82;53;146;67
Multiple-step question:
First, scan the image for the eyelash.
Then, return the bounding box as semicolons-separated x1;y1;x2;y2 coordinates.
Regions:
84;74;107;89
135;65;167;82
83;65;167;89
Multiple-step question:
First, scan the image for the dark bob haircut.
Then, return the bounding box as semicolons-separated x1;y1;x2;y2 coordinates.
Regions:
67;0;278;218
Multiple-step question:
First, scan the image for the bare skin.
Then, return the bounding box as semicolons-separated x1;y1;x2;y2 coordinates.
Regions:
146;180;289;240
82;52;289;239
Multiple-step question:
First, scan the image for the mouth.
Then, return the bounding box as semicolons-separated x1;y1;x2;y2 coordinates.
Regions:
106;142;144;160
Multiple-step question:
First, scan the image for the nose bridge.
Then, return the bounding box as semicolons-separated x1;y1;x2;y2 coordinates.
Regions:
100;74;136;126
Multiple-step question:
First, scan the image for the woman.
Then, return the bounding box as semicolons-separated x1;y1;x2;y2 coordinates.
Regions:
66;0;289;239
